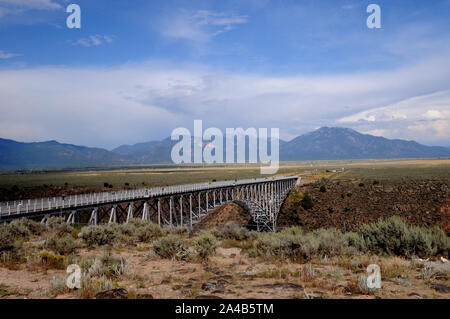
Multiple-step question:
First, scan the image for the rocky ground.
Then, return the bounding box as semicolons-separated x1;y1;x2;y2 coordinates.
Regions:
278;179;449;233
1;243;449;299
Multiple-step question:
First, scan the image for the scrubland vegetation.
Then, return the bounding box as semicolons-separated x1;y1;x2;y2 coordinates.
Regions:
0;214;448;299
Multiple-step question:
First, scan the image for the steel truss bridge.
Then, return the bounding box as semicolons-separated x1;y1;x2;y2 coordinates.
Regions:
0;175;300;232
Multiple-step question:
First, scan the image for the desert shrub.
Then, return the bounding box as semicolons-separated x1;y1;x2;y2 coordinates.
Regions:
79;225;119;247
313;228;348;257
127;218;148;228
0;225;18;256
428;227;450;258
8;219;46;238
358;216;449;258
136;223;164;242
166;226;190;236
7;219;31;239
152;235;189;260
44;233;78;255
82;253;129;279
280;226;303;236
319;185;327;193
407;226;434;258
39;250;65;269
118;223;137;236
301;194;314;210
219;225;252;241
345;232;367;252
254;233;317;263
46;216;73;235
359;216;410;256
193;232;218;260
254;228;359;262
48;276;69;297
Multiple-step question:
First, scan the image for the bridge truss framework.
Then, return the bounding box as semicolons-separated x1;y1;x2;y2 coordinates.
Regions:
0;175;299;232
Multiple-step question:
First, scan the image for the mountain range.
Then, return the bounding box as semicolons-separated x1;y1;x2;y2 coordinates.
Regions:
0;127;449;171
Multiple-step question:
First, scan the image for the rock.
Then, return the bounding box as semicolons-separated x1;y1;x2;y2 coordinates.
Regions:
253;283;303;290
424;261;450;275
244;265;265;276
431;284;450;293
408;293;425;299
95;288;128;299
202;282;218;291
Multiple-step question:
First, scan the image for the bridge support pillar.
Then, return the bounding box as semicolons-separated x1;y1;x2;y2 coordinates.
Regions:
66;211;76;224
189;194;193;229
158;199;161;226
142;202;149;221
89;208;98;226
180;196;183;227
170;197;174;226
126;202;134;223
109;205;117;224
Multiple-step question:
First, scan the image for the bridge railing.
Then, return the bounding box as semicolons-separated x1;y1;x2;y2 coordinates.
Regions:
0;175;298;217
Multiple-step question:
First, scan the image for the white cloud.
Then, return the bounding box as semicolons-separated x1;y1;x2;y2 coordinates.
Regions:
423;110;443;120
0;53;449;149
337;89;450;145
0;0;61;10
70;35;114;47
160;10;248;42
0;0;61;20
0;50;20;59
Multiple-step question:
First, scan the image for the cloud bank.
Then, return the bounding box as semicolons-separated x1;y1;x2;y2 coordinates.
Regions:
1;51;449;149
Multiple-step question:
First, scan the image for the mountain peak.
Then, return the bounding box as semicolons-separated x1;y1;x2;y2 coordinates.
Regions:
281;127;450;161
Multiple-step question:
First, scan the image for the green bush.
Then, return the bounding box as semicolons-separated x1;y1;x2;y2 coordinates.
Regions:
136;223;164;242
280;226;303;236
428;227;450;258
0;225;17;254
193;232;218;260
301;194;314;210
345;232;367;252
79;225;119;247
46;217;73;235
44;233;78;255
166;226;190;236
254;233;318;263
218;225;253;241
313;228;348;257
7;219;31;239
359;216;410;256
8;219;46;238
118;223;137;236
358;216;449;258
152;235;189;260
319;185;327;193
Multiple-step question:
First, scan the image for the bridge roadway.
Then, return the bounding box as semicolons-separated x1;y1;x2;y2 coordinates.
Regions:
0;175;301;231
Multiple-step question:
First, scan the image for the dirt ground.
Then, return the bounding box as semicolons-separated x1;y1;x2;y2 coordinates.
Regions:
0;243;449;299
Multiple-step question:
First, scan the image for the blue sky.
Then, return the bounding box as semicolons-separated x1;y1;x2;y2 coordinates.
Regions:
0;0;449;149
